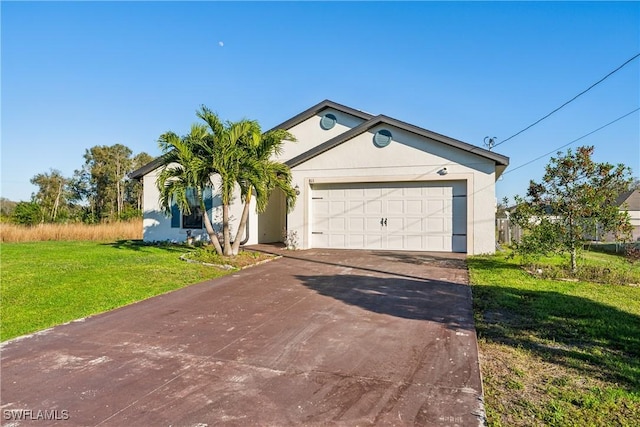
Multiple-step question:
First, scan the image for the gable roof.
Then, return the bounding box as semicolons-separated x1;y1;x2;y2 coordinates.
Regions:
129;99;510;179
129;155;167;180
616;189;640;211
285;113;510;169
268;99;374;132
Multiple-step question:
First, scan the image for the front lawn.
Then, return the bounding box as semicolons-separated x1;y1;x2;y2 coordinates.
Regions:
0;240;260;341
469;251;640;426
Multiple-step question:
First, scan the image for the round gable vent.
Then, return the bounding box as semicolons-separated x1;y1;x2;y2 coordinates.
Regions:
320;113;337;130
373;129;392;147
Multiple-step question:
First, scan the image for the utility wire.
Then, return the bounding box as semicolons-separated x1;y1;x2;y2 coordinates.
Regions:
494;53;640;148
502;107;640;176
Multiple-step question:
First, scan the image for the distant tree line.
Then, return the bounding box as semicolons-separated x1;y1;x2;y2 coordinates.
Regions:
2;144;153;225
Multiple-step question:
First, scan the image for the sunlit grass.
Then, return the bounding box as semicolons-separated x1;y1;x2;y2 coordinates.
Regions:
0;240;230;341
469;251;640;426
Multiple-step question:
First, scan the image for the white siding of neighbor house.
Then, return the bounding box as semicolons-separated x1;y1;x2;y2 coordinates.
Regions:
142;169;258;245
284;124;497;255
628;210;640;241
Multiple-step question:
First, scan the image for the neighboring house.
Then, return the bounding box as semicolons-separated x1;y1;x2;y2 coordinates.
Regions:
130;100;510;254
612;189;640;242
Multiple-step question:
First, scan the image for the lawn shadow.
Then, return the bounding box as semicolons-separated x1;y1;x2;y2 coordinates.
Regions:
101;240;192;253
473;284;640;391
296;273;475;332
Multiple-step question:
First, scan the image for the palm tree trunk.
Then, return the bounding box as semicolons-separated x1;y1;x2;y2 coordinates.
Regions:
202;208;223;255
222;204;232;255
231;189;252;256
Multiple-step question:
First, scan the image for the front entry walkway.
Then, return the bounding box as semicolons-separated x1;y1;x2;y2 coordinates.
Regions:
1;247;483;426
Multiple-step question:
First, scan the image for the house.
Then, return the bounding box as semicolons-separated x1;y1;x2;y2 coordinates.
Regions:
130;100;510;254
614;189;640;241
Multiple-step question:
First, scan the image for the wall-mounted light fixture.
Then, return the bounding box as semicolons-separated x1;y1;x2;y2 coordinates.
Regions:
438;167;448;176
294;184;300;195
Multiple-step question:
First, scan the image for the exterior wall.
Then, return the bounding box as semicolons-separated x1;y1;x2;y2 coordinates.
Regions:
142;169;259;245
630;210;640;241
287;124;497;255
275;108;368;163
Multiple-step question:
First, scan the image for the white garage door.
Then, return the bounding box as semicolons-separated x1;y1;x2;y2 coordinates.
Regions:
311;181;467;252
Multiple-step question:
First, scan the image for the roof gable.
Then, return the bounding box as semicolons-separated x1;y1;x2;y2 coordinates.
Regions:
268;99;373;132
617;189;640;210
285;114;509;170
130;100;510;179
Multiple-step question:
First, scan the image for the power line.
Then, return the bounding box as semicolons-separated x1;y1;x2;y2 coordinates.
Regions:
493;53;640;148
502;107;640;176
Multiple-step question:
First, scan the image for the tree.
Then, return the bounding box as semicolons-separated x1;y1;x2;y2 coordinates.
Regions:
196;107;297;255
157;106;297;257
0;198;18;219
230;123;297;255
157;125;224;255
125;152;154;215
30;169;71;222
73;144;149;221
11;202;43;226
510;146;633;273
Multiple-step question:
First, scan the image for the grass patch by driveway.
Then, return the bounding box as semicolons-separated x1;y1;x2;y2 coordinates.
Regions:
468;252;640;426
0;240;253;341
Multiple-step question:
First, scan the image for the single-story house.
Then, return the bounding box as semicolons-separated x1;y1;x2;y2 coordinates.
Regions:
613;189;640;241
130;100;509;254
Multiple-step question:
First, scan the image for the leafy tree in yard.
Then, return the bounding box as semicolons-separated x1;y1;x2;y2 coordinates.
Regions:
30;169;72;222
510;146;633;273
73;145;152;221
11;202;44;226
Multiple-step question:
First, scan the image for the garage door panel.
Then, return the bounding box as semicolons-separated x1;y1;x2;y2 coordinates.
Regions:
315;200;330;215
330;201;346;216
365;200;383;215
349;217;365;232
329;217;346;231
406;200;422;214
311;181;467;252
387;199;404;214
405;217;423;232
348;200;365;214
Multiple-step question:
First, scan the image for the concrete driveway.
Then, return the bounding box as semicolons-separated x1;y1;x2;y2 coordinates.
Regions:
1;247;483;426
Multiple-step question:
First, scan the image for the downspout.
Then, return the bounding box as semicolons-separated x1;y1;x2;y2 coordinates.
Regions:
240;218;250;246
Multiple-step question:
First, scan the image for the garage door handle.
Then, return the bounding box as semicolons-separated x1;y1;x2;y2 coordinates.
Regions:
384;218;387;226
380;218;384;226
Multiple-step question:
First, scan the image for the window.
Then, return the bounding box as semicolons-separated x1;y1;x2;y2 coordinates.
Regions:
182;188;203;229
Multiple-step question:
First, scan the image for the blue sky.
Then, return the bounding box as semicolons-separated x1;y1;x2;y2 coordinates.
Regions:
2;1;639;203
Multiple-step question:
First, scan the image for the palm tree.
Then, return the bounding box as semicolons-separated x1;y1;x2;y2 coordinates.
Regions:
196;107;261;255
158;106;297;257
230;128;297;255
156;126;223;255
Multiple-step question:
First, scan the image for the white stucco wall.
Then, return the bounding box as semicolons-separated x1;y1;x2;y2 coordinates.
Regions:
285;124;498;255
142;169;258;245
275;108;368;163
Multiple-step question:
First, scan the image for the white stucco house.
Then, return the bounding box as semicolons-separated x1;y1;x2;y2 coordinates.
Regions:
130;100;509;254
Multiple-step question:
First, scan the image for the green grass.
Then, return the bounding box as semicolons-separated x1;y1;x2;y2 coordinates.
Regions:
469;251;640;426
0;240;233;341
